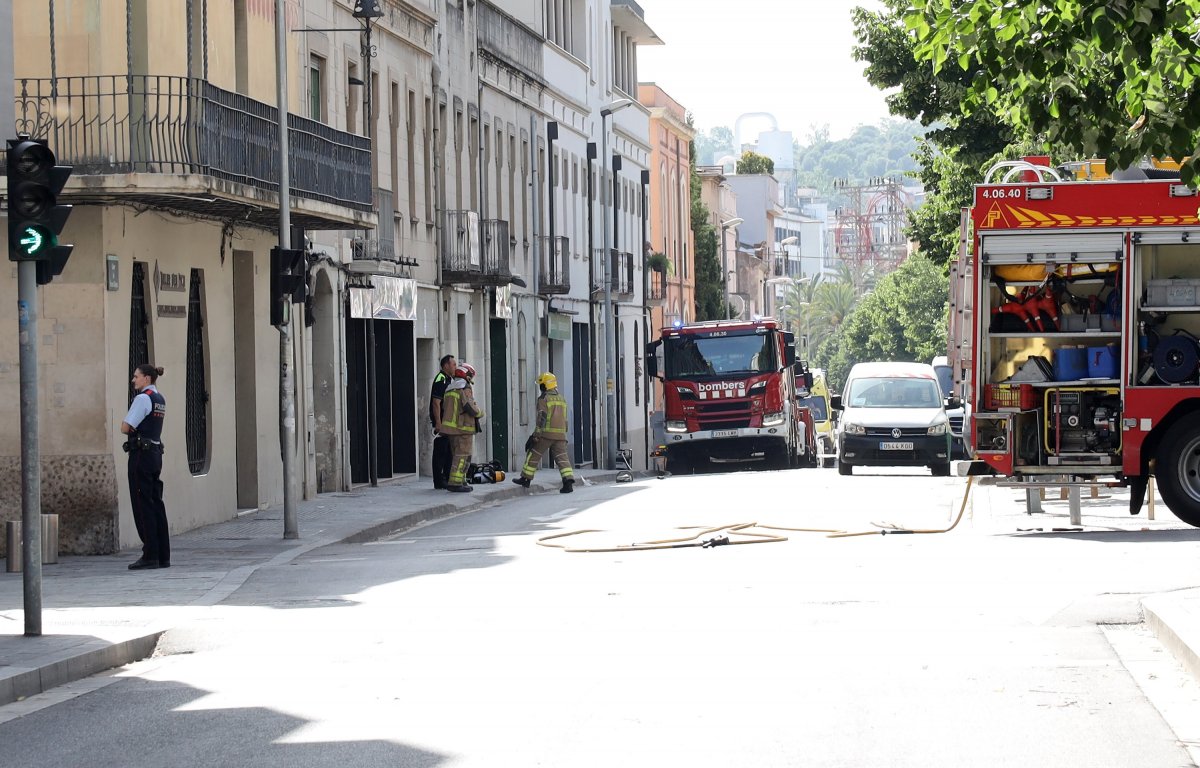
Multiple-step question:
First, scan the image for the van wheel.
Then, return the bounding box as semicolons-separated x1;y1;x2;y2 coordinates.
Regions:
838;460;853;476
822;456;835;468
1154;412;1200;527
931;462;951;477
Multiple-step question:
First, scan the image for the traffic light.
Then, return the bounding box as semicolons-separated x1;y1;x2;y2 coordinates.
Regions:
7;136;73;282
270;246;306;327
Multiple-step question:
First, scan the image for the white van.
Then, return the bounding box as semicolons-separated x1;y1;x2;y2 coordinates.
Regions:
833;361;954;476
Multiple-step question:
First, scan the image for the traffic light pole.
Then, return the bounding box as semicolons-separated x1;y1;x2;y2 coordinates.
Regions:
17;261;42;635
275;0;298;539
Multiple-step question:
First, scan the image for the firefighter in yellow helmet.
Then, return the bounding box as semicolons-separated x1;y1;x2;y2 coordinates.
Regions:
440;362;484;493
512;372;575;493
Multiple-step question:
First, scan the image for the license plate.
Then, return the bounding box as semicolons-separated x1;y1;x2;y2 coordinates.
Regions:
713;429;738;438
879;441;913;451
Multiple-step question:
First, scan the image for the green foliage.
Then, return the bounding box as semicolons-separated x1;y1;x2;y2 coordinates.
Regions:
736;150;775;176
817;253;948;391
793;119;926;197
694;126;735;166
690;155;723;321
906;0;1200;183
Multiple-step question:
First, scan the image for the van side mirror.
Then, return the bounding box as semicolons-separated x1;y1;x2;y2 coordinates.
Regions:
831;395;842;411
946;395;961;410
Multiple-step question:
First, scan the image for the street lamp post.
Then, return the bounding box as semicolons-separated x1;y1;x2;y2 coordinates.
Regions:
601;98;633;469
764;236;799;316
720;217;743;320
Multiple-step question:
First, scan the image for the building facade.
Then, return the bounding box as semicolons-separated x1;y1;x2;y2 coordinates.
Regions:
0;0;662;555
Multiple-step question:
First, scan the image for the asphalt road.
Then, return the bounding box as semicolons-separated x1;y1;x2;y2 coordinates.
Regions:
2;467;1199;767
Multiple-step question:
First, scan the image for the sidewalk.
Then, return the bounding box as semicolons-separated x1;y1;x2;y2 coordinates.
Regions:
2;470;1200;708
0;469;622;707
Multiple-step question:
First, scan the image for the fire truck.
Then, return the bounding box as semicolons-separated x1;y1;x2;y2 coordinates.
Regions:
958;157;1200;527
647;318;817;474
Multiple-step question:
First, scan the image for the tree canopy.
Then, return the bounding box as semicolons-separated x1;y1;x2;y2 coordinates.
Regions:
736;151;775;175
906;0;1200;183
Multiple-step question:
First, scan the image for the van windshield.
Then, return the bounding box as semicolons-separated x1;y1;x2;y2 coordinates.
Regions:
933;365;953;399
846;377;942;408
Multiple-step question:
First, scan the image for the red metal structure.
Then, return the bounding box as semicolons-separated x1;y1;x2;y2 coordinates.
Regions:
959;158;1200;525
647;318;817;474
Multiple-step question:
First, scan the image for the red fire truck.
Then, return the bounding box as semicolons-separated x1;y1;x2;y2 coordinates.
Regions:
647;318;817;474
958;157;1200;526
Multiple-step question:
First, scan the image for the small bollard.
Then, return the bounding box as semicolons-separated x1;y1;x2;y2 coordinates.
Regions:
4;516;59;572
42;514;59;564
5;520;20;573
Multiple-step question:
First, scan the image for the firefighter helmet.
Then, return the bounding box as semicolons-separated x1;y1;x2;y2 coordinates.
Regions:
454;362;476;380
536;372;558;390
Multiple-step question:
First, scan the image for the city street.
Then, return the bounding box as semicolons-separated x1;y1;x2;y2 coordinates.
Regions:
2;467;1200;767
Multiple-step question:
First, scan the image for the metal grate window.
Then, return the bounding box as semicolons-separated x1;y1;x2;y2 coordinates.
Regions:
185;269;210;474
128;262;150;405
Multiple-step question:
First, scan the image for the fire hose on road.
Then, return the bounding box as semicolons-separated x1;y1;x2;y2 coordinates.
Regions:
536;477;977;552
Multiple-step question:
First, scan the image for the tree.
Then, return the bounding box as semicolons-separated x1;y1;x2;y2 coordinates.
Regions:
693;125;734;166
736;151;775;176
690;146;723;321
820;252;948;391
905;0;1200;183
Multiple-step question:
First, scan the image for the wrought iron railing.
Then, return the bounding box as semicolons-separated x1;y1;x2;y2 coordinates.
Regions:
591;248;635;297
13;75;372;211
442;210;481;279
538;235;570;294
479;219;512;284
649;268;667;302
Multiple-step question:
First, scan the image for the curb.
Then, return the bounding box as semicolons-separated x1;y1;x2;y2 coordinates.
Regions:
0;630;164;706
1142;591;1200;685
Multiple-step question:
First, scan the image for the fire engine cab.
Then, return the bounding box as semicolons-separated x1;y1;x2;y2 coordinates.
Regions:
958;158;1200;527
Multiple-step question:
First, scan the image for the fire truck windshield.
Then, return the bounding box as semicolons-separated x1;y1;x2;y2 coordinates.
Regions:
664;333;777;378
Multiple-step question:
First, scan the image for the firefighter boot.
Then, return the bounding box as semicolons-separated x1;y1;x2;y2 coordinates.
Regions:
560;478;574;494
512;476;532;488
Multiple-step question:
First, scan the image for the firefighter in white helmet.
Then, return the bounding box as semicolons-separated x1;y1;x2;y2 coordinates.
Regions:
512;372;575;493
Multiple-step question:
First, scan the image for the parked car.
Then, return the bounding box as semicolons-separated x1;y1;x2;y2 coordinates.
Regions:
833;361;955;476
931;355;969;460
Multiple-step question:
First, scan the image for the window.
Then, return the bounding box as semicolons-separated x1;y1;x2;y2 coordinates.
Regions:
308;55;325;122
185;269;210;474
128;262;151;406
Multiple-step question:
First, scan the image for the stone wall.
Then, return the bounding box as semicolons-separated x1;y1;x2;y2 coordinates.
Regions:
0;454;119;556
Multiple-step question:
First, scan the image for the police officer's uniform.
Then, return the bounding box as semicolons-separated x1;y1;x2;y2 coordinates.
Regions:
124;385;170;567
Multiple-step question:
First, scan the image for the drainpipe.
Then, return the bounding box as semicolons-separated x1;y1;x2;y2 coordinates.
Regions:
585;141;597;463
640;169;650;468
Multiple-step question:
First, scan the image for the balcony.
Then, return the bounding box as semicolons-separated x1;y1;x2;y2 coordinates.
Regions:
442;212;512;286
591;248;634;298
14;75;373;230
648;268;667;303
538;235;570;295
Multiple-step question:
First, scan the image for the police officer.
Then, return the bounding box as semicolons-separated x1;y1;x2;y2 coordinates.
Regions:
512;372;575;493
440;362;484;493
429;354;456;489
121;364;170;569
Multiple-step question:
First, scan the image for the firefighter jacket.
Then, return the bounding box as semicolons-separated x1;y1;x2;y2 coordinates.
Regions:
441;380;484;435
533;389;569;442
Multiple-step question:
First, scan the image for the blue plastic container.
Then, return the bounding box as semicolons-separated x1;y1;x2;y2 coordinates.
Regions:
1087;344;1118;379
1053;346;1088;381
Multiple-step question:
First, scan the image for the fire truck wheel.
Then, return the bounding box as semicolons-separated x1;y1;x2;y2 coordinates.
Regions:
838;460;853;476
1155;413;1200;527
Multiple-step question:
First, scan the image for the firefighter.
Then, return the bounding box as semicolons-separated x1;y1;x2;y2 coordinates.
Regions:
440;362;484;493
512;372;575;493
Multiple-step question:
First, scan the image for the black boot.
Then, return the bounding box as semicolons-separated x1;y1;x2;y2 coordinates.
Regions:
560;478;574;494
512;476;531;488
